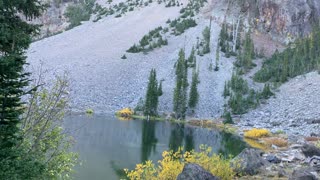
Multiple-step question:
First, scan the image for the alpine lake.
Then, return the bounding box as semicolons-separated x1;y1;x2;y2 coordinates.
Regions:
64;114;247;179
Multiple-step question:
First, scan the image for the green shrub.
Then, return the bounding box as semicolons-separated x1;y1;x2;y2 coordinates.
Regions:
65;4;91;28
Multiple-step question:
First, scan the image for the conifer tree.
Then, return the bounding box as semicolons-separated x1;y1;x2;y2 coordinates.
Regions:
158;80;163;96
0;0;46;178
188;46;196;64
215;42;220;71
188;66;199;109
144;69;161;116
173;49;188;119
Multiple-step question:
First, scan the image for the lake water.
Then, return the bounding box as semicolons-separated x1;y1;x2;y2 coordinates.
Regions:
64;115;246;180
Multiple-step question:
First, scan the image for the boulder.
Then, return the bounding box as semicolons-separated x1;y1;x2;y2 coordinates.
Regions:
302;144;320;158
232;148;270;175
309;156;320;171
289;168;318;180
266;155;281;164
177;163;220;180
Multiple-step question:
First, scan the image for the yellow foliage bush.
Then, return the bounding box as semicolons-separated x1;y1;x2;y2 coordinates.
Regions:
116;108;134;118
244;128;270;139
125;145;236;180
316;141;320;148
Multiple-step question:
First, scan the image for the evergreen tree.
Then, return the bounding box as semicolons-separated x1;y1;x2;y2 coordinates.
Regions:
144;69;161;116
0;0;46;178
236;30;254;70
188;46;196;63
223;82;230;98
215;42;220;71
188;67;199;109
158;80;163;96
202;26;211;54
260;84;274;99
173;49;188;119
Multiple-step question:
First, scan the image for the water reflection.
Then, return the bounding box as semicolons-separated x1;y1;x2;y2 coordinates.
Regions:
141;121;158;162
64;115;246;180
169;124;185;152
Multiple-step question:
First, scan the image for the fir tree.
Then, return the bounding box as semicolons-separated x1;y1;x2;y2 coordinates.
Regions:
188;67;199;109
215;42;220;71
0;0;46;178
173;49;188;119
144;69;161;116
188;46;196;63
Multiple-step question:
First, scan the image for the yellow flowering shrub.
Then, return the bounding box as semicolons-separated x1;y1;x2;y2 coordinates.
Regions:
124;160;157;180
244;128;270;139
116;108;134;118
316;141;320;148
125;145;235;180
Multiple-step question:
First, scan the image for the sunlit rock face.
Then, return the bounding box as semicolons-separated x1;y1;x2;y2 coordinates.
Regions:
239;0;320;43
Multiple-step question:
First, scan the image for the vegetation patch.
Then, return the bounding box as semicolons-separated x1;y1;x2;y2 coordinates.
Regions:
65;0;95;28
86;108;94;114
244;128;270;139
188;120;237;134
305;136;320;142
127;27;168;53
116;108;134;119
244;138;268;151
254;27;320;83
124;145;236;180
263;137;288;148
127;0;207;54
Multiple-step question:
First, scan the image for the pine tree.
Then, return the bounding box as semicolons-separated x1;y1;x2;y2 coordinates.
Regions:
188;67;199;109
173;49;188;119
144;69;161;116
0;0;46;178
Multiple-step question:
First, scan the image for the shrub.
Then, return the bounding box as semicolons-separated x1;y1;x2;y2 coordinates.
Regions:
121;54;127;59
244;128;270;139
86;108;94;114
223;111;233;124
64;0;95;28
244;138;268;150
125;145;235;180
305;136;320;142
264;137;288;147
316;141;320;148
116;108;134;118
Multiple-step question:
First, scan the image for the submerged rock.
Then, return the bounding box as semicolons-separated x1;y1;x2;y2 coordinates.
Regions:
177;163;220;180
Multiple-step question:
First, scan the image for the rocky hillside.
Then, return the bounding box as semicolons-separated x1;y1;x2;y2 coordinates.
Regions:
27;0;320;136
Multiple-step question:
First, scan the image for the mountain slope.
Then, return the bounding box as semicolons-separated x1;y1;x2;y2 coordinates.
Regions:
27;1;234;118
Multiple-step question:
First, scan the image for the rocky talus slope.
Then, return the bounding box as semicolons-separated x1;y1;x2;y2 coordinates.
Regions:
27;1;235;119
239;72;320;137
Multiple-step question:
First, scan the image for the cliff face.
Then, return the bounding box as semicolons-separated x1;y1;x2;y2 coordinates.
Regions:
240;0;320;43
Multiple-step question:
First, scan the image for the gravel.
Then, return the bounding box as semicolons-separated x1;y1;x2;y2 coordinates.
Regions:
238;72;320;137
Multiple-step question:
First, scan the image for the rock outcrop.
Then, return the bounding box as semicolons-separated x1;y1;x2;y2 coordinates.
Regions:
238;0;320;43
232;148;270;175
177;163;220;180
302;144;320;158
